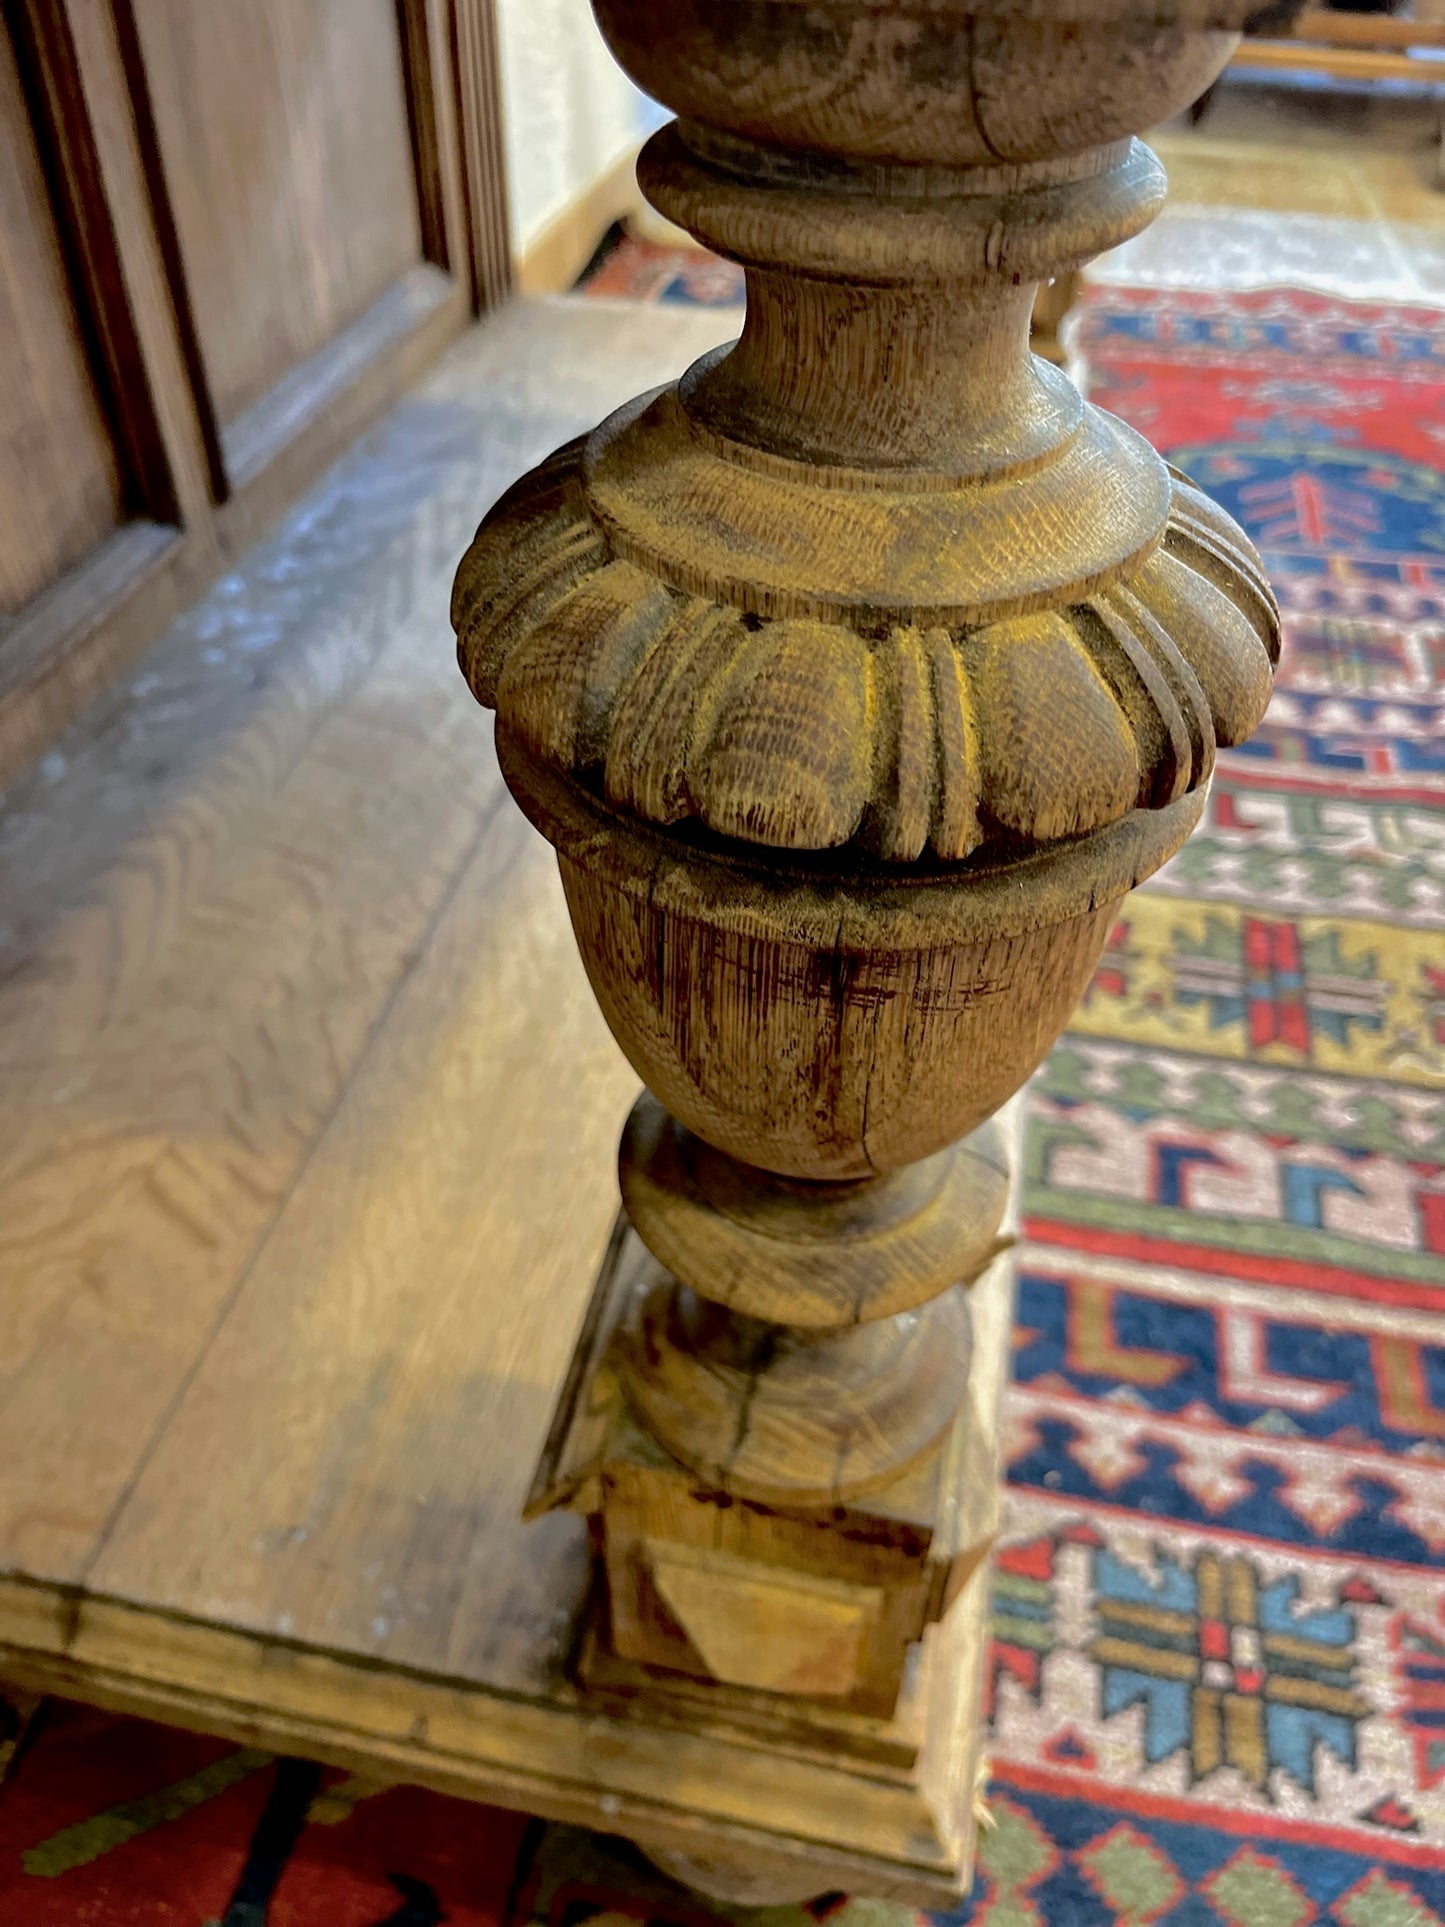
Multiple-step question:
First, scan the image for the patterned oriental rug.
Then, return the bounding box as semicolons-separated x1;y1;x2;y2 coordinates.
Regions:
0;283;1441;1927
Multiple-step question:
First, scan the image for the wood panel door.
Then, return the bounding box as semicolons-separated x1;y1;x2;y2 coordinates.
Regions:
0;0;510;784
0;17;127;618
0;0;180;764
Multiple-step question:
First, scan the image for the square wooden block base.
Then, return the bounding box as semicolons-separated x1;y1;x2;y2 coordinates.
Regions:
532;1224;1010;1714
519;1202;1019;1903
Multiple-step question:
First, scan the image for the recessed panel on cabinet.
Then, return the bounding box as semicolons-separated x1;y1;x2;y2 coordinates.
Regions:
0;14;126;620
0;0;502;789
129;0;428;434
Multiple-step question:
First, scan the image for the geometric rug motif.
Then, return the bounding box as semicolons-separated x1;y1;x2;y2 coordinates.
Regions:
982;281;1445;1927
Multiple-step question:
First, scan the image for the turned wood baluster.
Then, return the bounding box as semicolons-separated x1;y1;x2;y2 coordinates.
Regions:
452;0;1278;1724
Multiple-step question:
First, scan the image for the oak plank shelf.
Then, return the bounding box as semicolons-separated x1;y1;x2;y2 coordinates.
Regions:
0;677;1005;1904
0;285;1021;1907
0;1246;1010;1908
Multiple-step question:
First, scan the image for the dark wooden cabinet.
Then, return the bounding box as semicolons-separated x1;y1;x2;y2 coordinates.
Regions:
0;0;509;783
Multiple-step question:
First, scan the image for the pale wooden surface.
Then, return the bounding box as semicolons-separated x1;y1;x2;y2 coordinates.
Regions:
619;1094;1010;1328
0;295;718;1614
0;297;1026;1901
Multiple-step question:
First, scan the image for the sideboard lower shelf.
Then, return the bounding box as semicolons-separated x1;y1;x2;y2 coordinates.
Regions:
0;753;1012;1905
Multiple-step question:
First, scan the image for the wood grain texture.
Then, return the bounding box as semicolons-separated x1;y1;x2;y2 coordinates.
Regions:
0;293;1017;1889
619;1092;1009;1327
0;838;1008;1894
646;1542;886;1698
0;292;724;1587
62;0;219;534
10;0;182;524
0;11;125;617
533;1133;1018;1726
129;0;424;429
457;178;1278;863
0;0;1288;1900
617;1268;974;1505
505;734;1201;1179
590;1;1239;166
0;1188;1011;1909
0;631;502;1589
82;800;633;1677
0;297;723;1592
0;1565;995;1907
220;263;454;490
451;0;513;312
525;1103;1022;1871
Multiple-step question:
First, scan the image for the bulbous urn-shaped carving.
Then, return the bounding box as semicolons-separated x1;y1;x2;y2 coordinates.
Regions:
454;0;1279;1184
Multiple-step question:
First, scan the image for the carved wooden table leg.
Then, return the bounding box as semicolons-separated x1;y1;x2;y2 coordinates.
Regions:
452;2;1278;1901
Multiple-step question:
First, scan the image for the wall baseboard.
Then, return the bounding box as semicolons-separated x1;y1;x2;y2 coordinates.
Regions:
515;146;644;294
514;142;708;295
